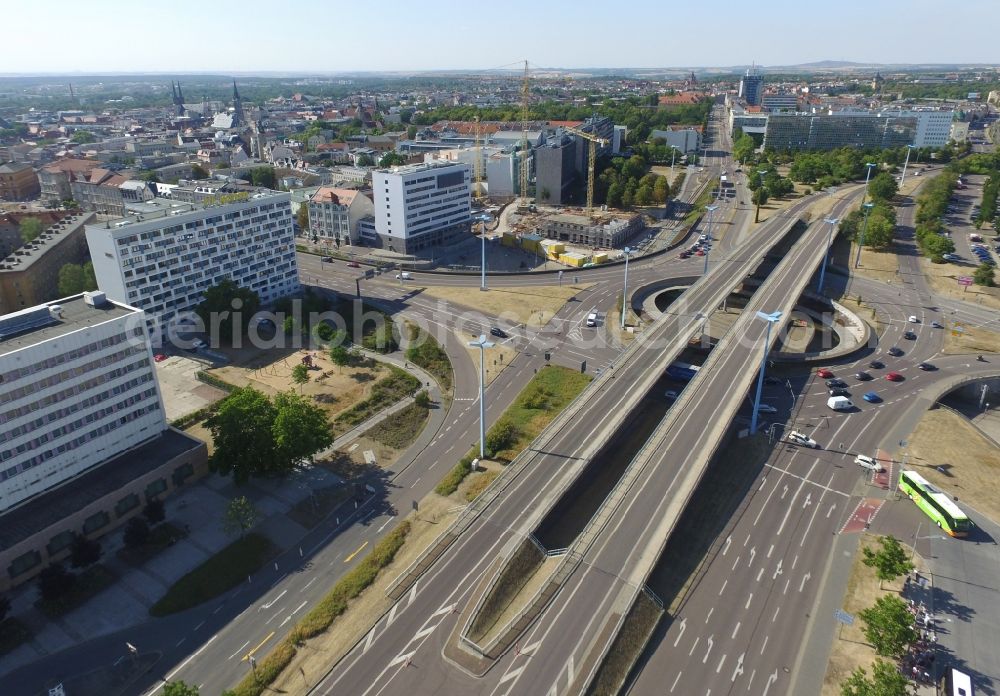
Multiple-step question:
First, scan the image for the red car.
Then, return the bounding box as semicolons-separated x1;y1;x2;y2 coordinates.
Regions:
154;353;167;362
817;368;834;379
886;372;904;382
695;249;705;256
347;261;360;268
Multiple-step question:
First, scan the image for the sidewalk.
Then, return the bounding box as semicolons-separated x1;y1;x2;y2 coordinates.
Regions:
0;350;447;677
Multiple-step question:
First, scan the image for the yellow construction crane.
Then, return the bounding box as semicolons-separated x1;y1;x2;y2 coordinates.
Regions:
563;124;609;213
519;60;531;205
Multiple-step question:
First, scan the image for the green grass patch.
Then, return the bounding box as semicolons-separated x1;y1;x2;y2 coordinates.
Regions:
465;469;500;502
150;533;277;617
117;522;187;566
196;370;239;393
405;323;453;392
364;401;429;449
35;564;116;619
683;184;716;225
333;367;420;435
0;617;33;655
225;523;411;696
435;455;475;496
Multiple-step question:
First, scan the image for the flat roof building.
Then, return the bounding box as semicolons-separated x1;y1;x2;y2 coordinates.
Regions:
85;192;299;341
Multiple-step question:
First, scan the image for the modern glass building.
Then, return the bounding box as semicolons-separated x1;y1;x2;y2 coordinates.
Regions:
764;113;918;151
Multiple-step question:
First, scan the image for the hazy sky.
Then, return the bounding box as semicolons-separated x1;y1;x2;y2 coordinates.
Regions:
4;0;998;74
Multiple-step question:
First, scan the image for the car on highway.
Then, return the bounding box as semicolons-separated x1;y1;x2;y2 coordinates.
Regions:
855;371;872;381
888;346;904;357
788;430;819;448
664;390;678;400
931;321;943;329
817;368;834;378
863;391;882;403
918;362;936;371
756;403;778;414
828;387;851;397
826;378;847;388
904;330;917;340
868;360;884;369
489;327;507;338
854;454;882;472
886;371;904;382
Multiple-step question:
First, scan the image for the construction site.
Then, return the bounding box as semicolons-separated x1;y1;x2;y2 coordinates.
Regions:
499;205;644;267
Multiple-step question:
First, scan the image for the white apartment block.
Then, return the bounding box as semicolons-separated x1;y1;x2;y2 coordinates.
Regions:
882;109;955;148
0;292;166;512
370;161;471;253
85;192;299;339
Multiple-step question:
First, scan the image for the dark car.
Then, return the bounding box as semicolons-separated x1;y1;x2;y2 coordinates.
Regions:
829;387;851;397
489;327;507;338
903;330;916;340
868;360;884;369
918;362;936;371
855;371;872;381
931;321;943;329
321;256;334;263
825;378;847;388
888;347;904;357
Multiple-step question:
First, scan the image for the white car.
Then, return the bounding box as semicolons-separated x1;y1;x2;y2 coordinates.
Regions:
788;430;819;448
191;338;207;349
665;390;678;400
396;272;412;280
854;454;882;473
756;403;777;414
908;315;919;323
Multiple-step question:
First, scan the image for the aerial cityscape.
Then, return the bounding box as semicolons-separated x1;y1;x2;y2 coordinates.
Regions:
1;5;999;696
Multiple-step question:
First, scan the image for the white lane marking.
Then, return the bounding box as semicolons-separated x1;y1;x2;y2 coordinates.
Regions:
783;579;790;594
260;589;287;610
670;672;683;692
388;651;415;668
731;622;741;639
760;635;769;655
521;639;542;655
756;567;764;582
498;666;526;685
566;654;575;684
747;669;757;690
377;516;396;533
719;579;728;595
689;636;700;656
414;625;435;641
145;634;219;695
229;640;250;660
433;602;456;617
194;621;205;631
386;603;398;626
732;555;741;571
363;625;377;654
773;606;781;622
716;653;727;673
745;593;753;609
408;581;418;606
767;544;774;558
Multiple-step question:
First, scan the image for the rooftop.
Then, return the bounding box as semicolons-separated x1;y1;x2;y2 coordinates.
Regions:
377;160;467;175
311;186;360;205
0;293;137;353
0;212;96;274
0;428;203;550
94;189;289;230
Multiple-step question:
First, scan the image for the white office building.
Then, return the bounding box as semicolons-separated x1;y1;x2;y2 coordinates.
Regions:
368;161;471;253
0;292;165;512
881;109;955;148
85;192;299;339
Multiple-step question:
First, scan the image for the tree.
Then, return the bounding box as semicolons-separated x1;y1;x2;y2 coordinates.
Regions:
859;595;918;658
414;390;431;408
291;363;310;389
123;517;151;549
329;344;351;371
379;152;407;167
19;217;42;244
143;498;166;524
206;387;279;483
356;154;375;167
196;279;261;342
733;133;756;164
840;659;911;696
652;176;670;204
486;418;519;454
222;496;259;538
249;166;277;189
37;564;76;603
139;171;161;183
163;681;200;696
862;535;914;588
58;263;86;295
974;262;996;287
71;130;96;144
190;164;210;180
863;215;896;250
82;261;97;291
634;184;653;206
272;390;333;466
297;203;309;233
406;125;418;140
752;188;769;222
69;534;101;569
868;172;898;202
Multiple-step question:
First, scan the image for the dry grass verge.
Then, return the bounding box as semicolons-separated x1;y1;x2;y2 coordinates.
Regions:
920;257;1000;311
941;322;1000;354
420;284;591;329
585;591;663;696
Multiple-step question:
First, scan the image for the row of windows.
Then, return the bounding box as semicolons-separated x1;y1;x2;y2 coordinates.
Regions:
0;402;160;481
1;375;155;440
0;328;141;385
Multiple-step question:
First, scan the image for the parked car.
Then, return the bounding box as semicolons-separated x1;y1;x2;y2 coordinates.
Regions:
855;371;872;381
829;387;851;397
665;390;678;400
931;321;943;329
817;368;834;378
321;256;334;263
886;371;904;382
904;330;917;340
908;315;920;323
825;378;847;388
863;391;882;403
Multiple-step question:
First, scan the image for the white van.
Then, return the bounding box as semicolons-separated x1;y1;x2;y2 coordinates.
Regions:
396;271;412;280
586;312;598;327
827;396;853;411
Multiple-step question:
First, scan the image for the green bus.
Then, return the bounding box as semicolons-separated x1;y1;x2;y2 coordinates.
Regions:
899;470;971;537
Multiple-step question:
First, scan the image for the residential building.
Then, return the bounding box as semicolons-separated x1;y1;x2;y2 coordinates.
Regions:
739;66;764;106
538;212;643;248
38;159;101;203
370;161;471;253
535;134;577;205
0;213;96;315
0;292;206;591
307;187;374;246
0;163;40;201
69;168;128;215
85;192;299;340
571;115;615;175
761;93;799;112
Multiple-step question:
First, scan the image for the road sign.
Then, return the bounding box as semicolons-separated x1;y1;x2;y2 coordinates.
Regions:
957;276;974;286
834;609;855;626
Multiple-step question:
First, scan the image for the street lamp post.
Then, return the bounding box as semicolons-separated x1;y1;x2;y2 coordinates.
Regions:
704;204;718;274
817;217;839;294
670;145;678;177
861;162;877;204
468;334;495;459
750;310;783;435
476;214;490;291
899;144;916;188
620;247;632;329
855;202;875;269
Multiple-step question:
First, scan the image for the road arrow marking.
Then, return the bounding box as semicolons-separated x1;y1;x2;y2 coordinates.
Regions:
773;560;783;580
749;547;756;565
731;652;745;682
703;635;714;663
673;618;687;647
722;536;732;555
803;492;812;508
781;484;789;499
800;572;812;592
763;669;778;696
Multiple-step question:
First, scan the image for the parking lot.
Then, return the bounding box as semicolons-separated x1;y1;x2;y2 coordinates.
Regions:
940;174;997;270
153;354;228;421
